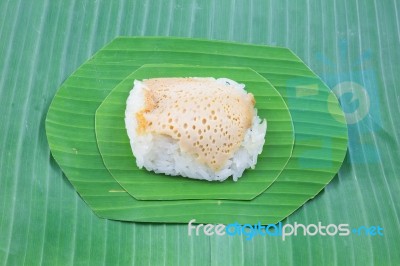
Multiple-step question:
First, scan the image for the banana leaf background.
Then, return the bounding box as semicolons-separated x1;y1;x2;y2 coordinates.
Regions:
1;0;399;265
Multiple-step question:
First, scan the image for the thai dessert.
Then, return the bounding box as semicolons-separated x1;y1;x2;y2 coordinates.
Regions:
125;77;266;181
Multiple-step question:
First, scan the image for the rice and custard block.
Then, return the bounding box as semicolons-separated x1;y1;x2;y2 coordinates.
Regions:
125;77;267;181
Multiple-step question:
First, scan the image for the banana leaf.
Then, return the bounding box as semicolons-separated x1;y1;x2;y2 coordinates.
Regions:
2;0;399;265
95;64;294;200
45;37;347;224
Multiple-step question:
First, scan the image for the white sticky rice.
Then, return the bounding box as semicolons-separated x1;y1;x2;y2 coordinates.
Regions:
125;78;267;182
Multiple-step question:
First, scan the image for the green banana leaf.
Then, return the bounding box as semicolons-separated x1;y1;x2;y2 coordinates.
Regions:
96;64;294;200
1;0;399;265
46;37;347;225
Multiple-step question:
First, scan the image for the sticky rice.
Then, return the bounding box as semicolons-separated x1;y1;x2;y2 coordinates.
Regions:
125;78;267;181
